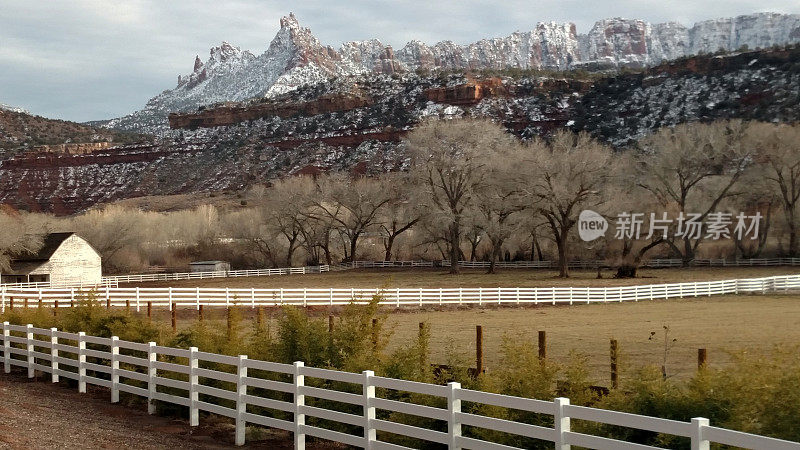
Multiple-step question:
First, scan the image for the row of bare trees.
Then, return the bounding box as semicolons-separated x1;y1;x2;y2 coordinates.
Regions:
0;118;797;277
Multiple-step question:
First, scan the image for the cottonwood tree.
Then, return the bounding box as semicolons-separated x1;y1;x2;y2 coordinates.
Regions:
259;177;316;266
473;142;527;273
408;118;517;274
71;204;149;271
751;123;800;256
224;208;281;267
377;172;421;261
307;173;393;262
520;131;617;278
0;207;47;272
635;120;752;265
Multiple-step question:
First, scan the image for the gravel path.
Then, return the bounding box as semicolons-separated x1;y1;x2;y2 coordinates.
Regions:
0;372;309;449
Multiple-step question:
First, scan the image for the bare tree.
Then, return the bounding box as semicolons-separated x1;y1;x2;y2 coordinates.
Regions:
408;118;517;274
377;172;420;261
71;205;149;272
751;123;800;256
635;120;752;265
520;131;617;278
0;207;47;272
307;173;392;262
473;143;527;273
257;177;316;266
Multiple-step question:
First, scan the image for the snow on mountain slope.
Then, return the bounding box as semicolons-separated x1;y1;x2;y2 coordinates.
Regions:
105;12;800;133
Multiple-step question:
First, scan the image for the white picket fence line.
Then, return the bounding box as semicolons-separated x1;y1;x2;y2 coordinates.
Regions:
1;322;797;449
3;257;799;291
1;274;799;312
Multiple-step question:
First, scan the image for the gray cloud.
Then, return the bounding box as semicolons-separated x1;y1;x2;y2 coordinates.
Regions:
0;0;797;122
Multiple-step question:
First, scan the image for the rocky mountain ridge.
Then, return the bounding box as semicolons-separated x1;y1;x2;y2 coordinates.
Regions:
105;12;800;133
3;45;798;214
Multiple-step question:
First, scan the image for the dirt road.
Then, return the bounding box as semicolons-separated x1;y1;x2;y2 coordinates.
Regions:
0;372;322;449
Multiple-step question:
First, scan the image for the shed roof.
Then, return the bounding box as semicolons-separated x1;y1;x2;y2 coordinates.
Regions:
190;260;228;265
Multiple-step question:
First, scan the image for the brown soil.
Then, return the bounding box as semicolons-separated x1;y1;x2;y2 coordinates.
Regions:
0;371;340;449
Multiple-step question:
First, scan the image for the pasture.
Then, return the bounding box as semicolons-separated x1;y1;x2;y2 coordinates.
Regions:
146;292;800;384
130;266;800;289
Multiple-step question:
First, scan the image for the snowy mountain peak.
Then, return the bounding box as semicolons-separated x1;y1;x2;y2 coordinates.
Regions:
279;12;301;30
106;12;800;133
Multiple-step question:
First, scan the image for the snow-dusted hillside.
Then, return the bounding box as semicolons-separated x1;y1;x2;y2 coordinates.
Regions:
105;12;800;133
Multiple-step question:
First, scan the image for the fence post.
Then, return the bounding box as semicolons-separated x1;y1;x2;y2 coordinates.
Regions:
610;339;619;389
691;417;710;450
447;382;462;450
78;332;87;393
293;361;306;450
50;327;59;383
24;324;34;378
70;288;75;305
698;348;707;369
2;322;9;373
554;397;570;450
538;330;546;361
235;355;248;446
189;346;199;426
363;370;376;449
147;342;157;414
136;287;141;312
111;336;120;403
476;325;483;375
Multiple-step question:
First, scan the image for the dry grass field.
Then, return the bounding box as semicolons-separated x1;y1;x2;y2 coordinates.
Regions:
149;292;800;385
133;266;800;289
131;266;800;386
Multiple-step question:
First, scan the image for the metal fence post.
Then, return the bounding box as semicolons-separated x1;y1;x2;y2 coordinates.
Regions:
147;342;157;414
78;332;87;393
363;370;376;449
111;336;120;403
448;382;462;450
2;322;9;373
554;397;570;450
294;361;305;450
691;417;710;450
26;324;34;378
189;346;199;426
235;355;248;446
50;327;59;383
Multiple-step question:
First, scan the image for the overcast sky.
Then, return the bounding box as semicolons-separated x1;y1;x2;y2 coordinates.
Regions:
1;1;797;122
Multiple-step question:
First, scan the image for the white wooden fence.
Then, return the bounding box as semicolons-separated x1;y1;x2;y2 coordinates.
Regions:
1;322;797;449
3;258;799;291
1;274;799;312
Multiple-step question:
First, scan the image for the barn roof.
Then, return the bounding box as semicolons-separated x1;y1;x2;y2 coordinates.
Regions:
11;232;75;263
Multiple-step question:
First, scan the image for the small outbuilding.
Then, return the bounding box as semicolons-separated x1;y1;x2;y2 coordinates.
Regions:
1;232;102;286
189;261;231;273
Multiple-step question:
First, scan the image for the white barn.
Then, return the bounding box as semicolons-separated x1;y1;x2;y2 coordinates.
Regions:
1;232;102;286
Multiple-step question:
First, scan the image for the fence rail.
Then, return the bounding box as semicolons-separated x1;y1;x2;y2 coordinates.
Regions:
3;258;799;291
1;322;797;449
1;274;799;312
